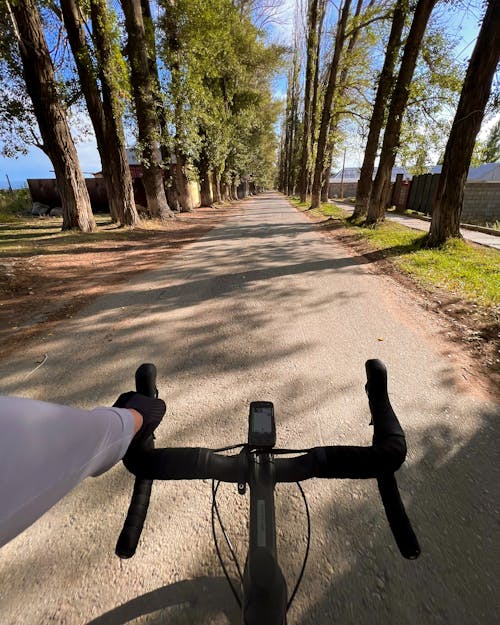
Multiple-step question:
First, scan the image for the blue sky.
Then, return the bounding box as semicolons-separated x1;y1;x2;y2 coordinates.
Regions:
0;0;495;189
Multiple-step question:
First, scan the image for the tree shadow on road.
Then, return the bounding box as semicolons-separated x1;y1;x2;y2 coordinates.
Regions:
86;576;239;625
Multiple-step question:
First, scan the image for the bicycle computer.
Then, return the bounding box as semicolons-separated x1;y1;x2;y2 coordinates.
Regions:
248;401;276;448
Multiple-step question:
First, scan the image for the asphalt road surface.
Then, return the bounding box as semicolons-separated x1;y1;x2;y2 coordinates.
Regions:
1;192;498;625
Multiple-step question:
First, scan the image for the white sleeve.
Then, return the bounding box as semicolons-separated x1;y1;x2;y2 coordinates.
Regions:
0;396;135;548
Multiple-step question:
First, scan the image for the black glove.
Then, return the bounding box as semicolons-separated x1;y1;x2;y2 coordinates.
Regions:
113;391;166;448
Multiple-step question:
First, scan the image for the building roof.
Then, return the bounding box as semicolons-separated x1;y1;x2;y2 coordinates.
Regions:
126;147;141;165
329;166;411;183
430;162;500;181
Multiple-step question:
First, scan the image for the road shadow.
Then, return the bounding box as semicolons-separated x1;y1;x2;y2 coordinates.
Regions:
86;576;239;625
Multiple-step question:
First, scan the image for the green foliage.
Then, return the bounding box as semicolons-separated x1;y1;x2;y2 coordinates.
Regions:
481;118;500;163
398;22;464;173
158;0;284;187
0;0;95;156
90;0;130;114
0;188;31;223
0;1;44;155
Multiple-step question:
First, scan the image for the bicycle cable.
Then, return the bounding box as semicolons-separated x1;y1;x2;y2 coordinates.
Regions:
268;447;314;455
210;445;312;612
286;481;311;611
211;479;244;608
212;443;247;453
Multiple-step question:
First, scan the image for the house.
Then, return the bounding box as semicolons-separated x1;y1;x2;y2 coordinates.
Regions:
328;166;411;198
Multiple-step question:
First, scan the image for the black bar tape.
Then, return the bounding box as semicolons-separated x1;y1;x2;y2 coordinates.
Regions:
115;363;157;559
135;363;158;398
365;360;420;559
124;448;243;482
365;359;404;440
377;473;421;559
115;477;153;558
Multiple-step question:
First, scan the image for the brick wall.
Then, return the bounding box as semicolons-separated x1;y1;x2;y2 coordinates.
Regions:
328;182;358;198
462;182;500;224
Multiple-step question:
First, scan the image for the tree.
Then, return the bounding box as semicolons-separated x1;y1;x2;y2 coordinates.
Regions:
319;0;374;203
284;39;301;195
366;0;438;224
352;0;408;219
159;0;283;203
297;0;321;202
309;0;327;190
6;0;95;232
310;0;352;209
121;0;173;219
482;118;500;163
61;0;140;226
396;24;465;174
428;0;500;245
161;0;196;211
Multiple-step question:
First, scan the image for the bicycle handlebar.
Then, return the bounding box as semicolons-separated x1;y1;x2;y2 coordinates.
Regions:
116;360;420;560
115;364;157;559
365;359;420;559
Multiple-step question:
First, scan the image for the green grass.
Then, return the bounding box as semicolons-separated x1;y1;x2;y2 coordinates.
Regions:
0;188;31;222
289;196;500;308
0;215;145;257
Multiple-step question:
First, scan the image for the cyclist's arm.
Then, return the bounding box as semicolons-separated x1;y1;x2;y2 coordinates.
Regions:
0;397;137;549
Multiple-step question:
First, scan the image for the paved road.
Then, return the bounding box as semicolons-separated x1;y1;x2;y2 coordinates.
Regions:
387;213;500;250
1;193;498;625
335;202;500;250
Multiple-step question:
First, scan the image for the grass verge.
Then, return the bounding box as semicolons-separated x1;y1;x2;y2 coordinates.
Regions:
0;188;31;223
289;197;499;308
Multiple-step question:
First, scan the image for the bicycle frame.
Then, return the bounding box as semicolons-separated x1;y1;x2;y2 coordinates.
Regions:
242;451;287;625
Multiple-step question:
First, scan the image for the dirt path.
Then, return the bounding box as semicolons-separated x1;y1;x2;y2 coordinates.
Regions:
0;206;234;360
0;192;498;625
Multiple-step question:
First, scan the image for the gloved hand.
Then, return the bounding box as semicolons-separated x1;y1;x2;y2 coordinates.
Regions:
113;391;166;449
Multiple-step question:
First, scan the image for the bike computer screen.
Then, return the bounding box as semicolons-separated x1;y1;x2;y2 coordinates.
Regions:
248;401;276;448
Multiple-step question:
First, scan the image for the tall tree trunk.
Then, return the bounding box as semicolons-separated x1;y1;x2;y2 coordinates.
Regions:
62;0;139;227
198;144;213;207
164;173;179;211
321;163;331;201
352;0;407;220
320;0;366;205
231;176;239;201
429;0;500;246
121;0;173;219
288;42;301;195
310;0;352;209
366;0;437;224
298;0;320;202
282;81;292;194
90;0;140;226
281;34;300;196
10;0;95;232
212;169;222;203
141;0;179;214
174;151;193;211
309;0;327;195
164;1;192;212
221;177;230;201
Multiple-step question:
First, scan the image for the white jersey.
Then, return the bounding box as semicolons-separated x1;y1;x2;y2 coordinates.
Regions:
0;397;135;548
